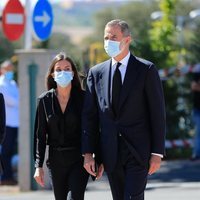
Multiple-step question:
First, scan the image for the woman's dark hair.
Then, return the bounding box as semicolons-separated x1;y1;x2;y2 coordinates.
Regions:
46;52;82;91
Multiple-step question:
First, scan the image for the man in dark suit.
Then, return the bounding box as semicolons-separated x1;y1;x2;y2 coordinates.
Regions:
82;19;166;200
0;93;6;176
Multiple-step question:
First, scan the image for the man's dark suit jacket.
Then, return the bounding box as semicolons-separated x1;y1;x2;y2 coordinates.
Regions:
0;92;6;174
82;54;166;172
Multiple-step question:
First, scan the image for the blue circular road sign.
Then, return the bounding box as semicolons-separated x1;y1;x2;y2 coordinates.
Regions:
32;0;53;41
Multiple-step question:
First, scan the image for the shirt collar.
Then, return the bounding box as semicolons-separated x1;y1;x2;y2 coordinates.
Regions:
111;51;130;67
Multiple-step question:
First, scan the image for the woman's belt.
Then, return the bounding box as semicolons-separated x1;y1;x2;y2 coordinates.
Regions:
50;146;77;151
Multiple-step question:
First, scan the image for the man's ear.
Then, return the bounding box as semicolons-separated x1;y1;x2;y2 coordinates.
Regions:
126;35;132;44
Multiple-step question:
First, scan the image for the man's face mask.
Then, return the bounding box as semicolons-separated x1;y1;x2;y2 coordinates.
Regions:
104;39;123;58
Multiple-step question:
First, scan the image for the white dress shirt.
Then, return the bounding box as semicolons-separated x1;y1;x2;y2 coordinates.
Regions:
110;52;130;100
0;76;19;127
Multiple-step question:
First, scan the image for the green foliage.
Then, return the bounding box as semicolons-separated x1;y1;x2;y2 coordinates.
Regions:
149;0;178;68
189;22;200;63
163;75;193;140
0;31;14;63
165;147;192;160
86;1;159;63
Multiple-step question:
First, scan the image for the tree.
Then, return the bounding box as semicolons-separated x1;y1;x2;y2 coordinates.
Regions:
149;0;178;68
84;1;158;64
189;21;200;64
0;31;14;63
149;0;193;143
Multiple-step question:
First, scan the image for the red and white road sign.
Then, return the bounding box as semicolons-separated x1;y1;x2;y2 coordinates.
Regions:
2;0;26;41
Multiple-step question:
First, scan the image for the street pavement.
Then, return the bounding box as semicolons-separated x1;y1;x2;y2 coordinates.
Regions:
0;159;200;200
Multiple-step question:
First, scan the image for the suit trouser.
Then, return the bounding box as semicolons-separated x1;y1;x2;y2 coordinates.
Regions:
48;149;89;200
107;136;149;200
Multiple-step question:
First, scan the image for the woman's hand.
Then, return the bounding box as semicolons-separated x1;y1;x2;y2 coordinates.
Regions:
34;167;45;187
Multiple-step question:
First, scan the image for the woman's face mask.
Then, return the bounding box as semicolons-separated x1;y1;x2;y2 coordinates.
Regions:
54;71;73;88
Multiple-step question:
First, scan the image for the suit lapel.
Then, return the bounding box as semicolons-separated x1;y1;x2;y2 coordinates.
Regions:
100;60;112;108
99;59;115;118
119;54;139;110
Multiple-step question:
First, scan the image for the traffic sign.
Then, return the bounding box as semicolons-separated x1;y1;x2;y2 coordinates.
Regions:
32;0;53;41
2;0;26;41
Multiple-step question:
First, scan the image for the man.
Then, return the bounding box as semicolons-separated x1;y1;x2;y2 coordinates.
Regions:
82;19;166;200
190;65;200;161
0;60;19;185
0;93;6;176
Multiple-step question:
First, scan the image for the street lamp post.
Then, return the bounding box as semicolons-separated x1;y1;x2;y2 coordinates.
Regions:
24;0;32;50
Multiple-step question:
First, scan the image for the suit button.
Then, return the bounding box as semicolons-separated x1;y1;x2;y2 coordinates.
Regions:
119;133;122;137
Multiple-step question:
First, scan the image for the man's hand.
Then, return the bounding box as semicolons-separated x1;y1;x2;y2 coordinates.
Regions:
83;153;96;177
96;164;104;180
148;154;162;175
34;167;45;187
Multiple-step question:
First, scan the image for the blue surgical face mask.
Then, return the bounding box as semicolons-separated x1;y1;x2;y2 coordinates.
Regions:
54;71;73;88
4;71;14;81
104;40;121;58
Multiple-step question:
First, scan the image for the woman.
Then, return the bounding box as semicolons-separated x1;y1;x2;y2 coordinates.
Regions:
0;93;5;176
33;52;89;200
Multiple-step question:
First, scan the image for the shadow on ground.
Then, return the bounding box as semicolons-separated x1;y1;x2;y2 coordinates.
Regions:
148;159;200;183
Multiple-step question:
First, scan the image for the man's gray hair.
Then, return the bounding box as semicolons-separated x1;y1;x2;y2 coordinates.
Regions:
105;19;131;37
1;60;13;69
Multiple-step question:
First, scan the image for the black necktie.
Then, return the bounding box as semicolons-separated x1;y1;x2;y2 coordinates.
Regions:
112;62;122;116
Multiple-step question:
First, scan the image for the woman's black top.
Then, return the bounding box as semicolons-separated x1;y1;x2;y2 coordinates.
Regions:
34;88;85;168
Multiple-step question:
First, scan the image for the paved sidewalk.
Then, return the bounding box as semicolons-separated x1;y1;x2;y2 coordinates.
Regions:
0;159;200;200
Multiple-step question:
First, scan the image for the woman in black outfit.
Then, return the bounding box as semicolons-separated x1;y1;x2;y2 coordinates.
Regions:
33;52;89;200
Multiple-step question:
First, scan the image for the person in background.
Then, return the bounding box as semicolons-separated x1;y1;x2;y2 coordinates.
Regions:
33;52;89;200
82;19;166;200
190;66;200;161
0;60;19;185
0;93;6;177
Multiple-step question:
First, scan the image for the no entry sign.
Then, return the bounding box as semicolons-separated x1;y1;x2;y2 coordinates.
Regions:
2;0;26;41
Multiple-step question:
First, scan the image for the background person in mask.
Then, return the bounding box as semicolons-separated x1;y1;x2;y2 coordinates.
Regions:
0;60;19;185
33;52;89;200
82;19;166;200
